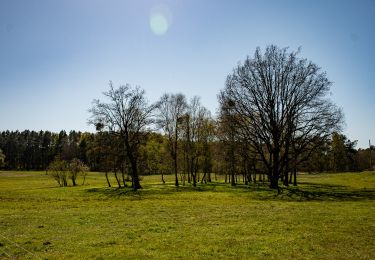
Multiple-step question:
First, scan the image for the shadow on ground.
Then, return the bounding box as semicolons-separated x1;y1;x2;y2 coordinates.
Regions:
85;181;375;202
279;182;375;202
85;182;229;199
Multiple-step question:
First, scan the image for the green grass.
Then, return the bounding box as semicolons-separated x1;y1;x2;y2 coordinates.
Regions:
0;171;374;259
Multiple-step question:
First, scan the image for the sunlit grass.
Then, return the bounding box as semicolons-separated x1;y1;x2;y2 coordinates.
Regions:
0;171;374;259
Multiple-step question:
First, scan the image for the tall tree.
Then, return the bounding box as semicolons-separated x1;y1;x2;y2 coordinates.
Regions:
219;45;343;190
155;93;187;186
181;97;210;187
89;82;154;190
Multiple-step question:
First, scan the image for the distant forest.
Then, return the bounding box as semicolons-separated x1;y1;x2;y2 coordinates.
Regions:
0;129;372;174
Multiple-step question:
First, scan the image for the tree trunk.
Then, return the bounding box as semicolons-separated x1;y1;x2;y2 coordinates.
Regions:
192;173;197;187
269;175;279;190
128;156;141;190
201;172;207;183
114;171;121;188
126;148;142;190
231;172;236;186
174;158;179;187
105;172;111;187
293;167;297;186
283;171;289;186
72;177;76;186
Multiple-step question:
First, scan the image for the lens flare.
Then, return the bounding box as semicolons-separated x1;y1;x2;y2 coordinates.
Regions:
149;4;172;36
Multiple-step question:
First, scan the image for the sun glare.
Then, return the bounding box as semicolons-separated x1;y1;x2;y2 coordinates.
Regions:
149;4;172;36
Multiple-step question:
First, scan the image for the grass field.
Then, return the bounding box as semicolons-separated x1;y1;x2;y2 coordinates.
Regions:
0;171;374;259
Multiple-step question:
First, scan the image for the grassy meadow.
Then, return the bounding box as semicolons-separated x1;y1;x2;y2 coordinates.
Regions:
0;171;374;259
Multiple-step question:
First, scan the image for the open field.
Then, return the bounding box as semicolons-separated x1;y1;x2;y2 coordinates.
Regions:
0;171;374;259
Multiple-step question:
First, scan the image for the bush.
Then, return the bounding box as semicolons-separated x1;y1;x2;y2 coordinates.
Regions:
47;158;89;187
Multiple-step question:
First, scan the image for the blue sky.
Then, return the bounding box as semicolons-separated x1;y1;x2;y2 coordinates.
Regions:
0;0;374;148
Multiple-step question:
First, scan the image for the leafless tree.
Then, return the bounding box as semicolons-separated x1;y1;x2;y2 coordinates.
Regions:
89;82;154;190
155;93;187;186
182;97;210;187
219;45;343;190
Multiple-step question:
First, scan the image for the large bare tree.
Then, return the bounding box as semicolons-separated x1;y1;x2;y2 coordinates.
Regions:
89;82;154;190
219;45;343;190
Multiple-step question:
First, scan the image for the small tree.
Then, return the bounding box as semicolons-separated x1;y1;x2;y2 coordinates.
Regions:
47;159;68;187
68;158;89;186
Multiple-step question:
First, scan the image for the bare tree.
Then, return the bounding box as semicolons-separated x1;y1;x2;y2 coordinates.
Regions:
182;97;210;187
198;114;215;184
217;103;239;186
89;82;154;190
219;45;343;190
155;93;187;186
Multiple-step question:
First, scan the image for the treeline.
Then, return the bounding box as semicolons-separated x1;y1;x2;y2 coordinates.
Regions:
0;129;372;174
1;46;374;190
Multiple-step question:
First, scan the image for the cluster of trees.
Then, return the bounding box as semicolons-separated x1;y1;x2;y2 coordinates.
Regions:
1;46;373;191
47;158;89;187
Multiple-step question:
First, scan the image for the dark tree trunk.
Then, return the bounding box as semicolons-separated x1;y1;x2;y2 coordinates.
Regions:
125;138;142;190
122;172;127;187
105;172;111;187
114;171;121;188
174;158;179;187
283;171;289;186
173;126;179;187
128;156;142;190
72;177;76;186
192;173;197;187
269;175;279;190
201;172;207;183
231;172;236;186
293;167;297;186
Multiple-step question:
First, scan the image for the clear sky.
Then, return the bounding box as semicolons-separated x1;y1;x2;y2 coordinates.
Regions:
0;0;374;148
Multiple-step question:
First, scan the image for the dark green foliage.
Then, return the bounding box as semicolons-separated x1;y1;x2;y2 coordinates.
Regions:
0;130;90;170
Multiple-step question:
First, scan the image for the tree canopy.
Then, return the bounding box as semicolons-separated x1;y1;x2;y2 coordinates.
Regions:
219;45;343;190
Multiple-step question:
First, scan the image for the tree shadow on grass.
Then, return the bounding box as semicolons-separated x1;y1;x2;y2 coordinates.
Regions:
278;182;375;202
85;182;226;200
85;181;375;202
